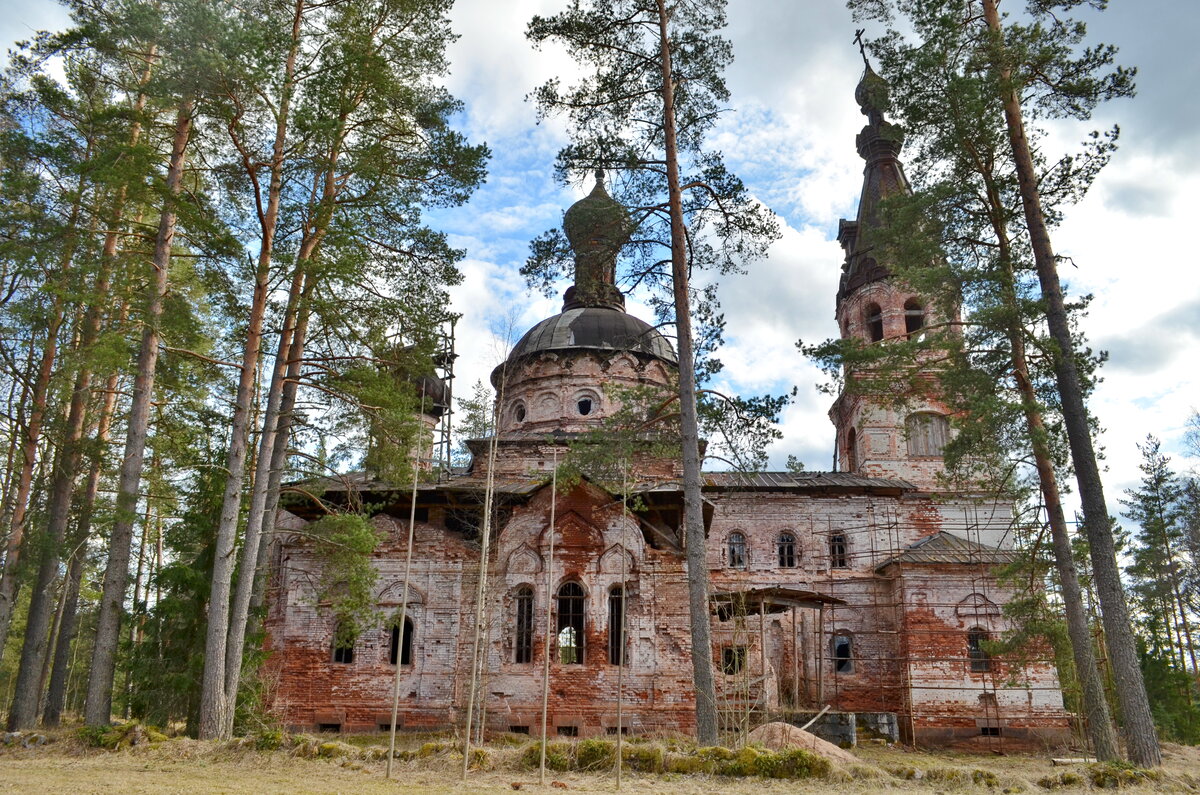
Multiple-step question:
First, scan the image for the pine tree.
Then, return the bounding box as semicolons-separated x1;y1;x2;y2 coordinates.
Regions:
845;0;1153;764
527;0;780;744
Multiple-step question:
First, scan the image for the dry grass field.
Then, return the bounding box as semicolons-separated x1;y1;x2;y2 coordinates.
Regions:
2;728;1199;794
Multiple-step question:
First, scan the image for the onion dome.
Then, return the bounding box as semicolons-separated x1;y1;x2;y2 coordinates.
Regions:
561;170;631;311
855;62;891;127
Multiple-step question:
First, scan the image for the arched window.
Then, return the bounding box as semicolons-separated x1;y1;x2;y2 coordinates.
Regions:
831;632;854;674
865;303;884;342
514;586;534;664
332;623;356;664
727;532;747;568
557;582;585;665
846;428;858;472
777;533;796;568
904;298;925;336
608;586;626;666
967;627;991;672
576;397;594;416
829;533;848;569
389;616;414;666
906;413;949;457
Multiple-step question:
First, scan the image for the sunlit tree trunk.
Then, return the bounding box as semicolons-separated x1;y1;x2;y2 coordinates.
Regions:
980;0;1160;767
85;99;194;727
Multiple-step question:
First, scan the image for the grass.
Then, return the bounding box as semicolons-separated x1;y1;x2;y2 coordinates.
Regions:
1;727;1198;793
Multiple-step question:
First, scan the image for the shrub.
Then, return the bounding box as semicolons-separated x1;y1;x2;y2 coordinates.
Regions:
416;741;451;758
973;768;1000;787
576;738;615;771
622;742;665;773
519;741;573;772
717;746;762;777
468;747;491;770
252;728;286;751
695;745;734;764
768;748;831;779
663;753;709;775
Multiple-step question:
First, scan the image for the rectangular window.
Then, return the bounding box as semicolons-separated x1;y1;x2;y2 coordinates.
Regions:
557;726;579;737
608;588;626;666
721;646;747;675
830;534;848;569
333;626;355;664
515;589;534;664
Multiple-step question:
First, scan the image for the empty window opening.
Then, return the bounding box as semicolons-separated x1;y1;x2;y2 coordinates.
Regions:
904;298;925;336
509;725;530;735
778;533;796;568
514;403;526;422
557;582;585;664
727;532;747;568
968;628;992;672
832;633;854;674
846;428;857;472
577;397;593;416
412;507;429;523
980;726;1002;737
332;625;355;664
722;646;747;675
605;726;630;735
515;586;534;664
378;722;400;732
317;723;342;733
557;725;579;737
829;533;848;569
388;616;413;666
866;304;884;342
608;586;627;666
444;508;482;538
906;413;949;457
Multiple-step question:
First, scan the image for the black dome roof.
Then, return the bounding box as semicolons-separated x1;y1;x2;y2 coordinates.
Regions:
498;307;676;379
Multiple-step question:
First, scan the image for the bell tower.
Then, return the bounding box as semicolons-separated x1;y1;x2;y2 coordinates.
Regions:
828;60;955;490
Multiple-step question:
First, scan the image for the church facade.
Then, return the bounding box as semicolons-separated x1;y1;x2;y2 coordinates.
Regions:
262;69;1072;749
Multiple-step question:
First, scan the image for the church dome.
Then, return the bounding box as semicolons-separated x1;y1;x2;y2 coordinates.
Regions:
495;306;676;385
562;171;632;254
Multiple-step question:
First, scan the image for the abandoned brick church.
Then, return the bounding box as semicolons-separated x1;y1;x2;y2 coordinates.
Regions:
262;67;1072;748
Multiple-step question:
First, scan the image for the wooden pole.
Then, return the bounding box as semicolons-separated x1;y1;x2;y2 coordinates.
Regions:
462;380;503;779
386;386;425;779
616;464;628;789
538;450;558;785
791;606;799;709
817;604;825;706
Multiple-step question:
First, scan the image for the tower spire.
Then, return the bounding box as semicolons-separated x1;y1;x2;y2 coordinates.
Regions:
837;41;910;301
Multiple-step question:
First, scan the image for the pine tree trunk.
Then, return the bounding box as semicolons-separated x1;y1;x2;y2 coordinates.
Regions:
984;191;1121;759
44;342;125;726
199;1;304;739
655;0;717;745
84;100;193;727
248;289;311;621
42;538;85;726
979;0;1160;766
0;217;77;654
220;267;306;736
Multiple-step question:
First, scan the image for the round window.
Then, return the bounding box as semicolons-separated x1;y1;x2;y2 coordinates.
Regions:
514;403;526;422
577;398;593;416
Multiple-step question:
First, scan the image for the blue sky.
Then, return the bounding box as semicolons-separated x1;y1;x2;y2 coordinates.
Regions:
4;0;1199;519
